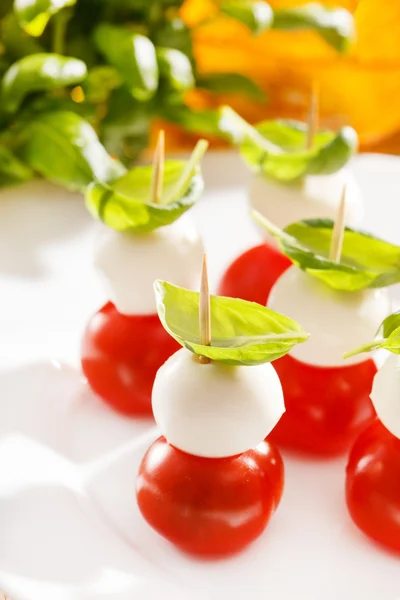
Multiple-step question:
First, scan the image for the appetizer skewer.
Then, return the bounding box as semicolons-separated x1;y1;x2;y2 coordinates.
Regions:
345;313;400;552
218;99;362;304
253;192;399;455
136;256;309;556
81;133;208;415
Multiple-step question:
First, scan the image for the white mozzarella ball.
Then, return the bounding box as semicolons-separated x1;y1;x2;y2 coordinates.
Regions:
371;353;400;440
250;168;364;242
94;217;204;315
152;348;285;458
268;266;391;367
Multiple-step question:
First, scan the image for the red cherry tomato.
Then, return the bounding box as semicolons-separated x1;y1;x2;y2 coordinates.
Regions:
346;420;400;552
218;243;291;305
136;436;284;557
81;302;180;416
270;354;377;456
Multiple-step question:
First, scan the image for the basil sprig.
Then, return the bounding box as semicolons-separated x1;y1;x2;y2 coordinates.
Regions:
155;280;309;366
345;312;400;358
253;211;400;292
85;140;207;233
0;1;355;191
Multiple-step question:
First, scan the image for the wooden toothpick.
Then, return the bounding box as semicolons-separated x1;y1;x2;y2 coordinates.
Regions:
306;82;319;150
150;130;165;204
329;185;347;262
199;253;211;364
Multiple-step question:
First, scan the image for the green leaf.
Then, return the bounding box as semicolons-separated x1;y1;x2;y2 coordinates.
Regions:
156;47;195;93
154;280;309;365
161;105;224;137
2;13;44;60
1;54;87;114
253;211;400;292
94;24;159;101
0;145;33;187
197;73;265;101
221;0;273;35
224;106;358;181
345;312;400;358
0;0;13;19
82;66;122;104
14;0;76;37
272;3;355;53
19;110;126;192
85;140;208;232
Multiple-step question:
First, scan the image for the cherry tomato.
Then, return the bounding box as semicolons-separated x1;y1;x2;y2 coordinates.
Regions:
136;436;284;557
218;243;291;305
346;420;400;552
270;354;377;456
81;302;180;416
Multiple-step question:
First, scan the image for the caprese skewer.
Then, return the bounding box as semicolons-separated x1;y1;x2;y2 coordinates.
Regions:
344;312;400;551
81;132;208;416
218;93;362;304
136;256;309;557
253;191;399;455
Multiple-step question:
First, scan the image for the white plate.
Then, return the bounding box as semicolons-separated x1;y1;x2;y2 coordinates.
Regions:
1;154;400;600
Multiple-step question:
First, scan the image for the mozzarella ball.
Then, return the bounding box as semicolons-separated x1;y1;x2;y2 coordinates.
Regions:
152;348;285;458
250;168;364;243
94;217;204;315
268;266;391;367
371;353;400;440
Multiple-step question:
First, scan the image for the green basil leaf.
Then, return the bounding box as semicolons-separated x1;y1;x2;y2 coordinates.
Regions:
1;54;87;114
253;211;400;292
156;47;195;93
14;0;76;36
154;280;309;365
85;140;207;232
20;110;126;191
236;113;357;181
0;145;33;187
272;4;355;53
2;13;43;59
82;66;122;104
94;24;158;101
197;73;265;101
161;105;224;137
221;1;273;35
345;312;400;358
152;18;193;61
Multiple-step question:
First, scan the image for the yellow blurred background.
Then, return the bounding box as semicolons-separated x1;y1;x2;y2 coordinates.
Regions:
156;0;400;154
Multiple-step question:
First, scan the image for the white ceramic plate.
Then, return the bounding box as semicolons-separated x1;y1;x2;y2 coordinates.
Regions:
1;153;400;600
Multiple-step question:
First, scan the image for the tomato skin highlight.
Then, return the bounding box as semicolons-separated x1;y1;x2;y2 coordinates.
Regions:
81;302;180;416
218;243;291;305
136;436;284;557
346;420;400;552
270;354;377;456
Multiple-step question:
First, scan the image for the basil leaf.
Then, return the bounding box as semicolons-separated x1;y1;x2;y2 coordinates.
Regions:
154;280;309;366
1;54;87;114
161;105;224;137
94;24;159;101
221;1;273;35
20;110;125;191
85;141;207;232
272;4;355;53
2;13;43;59
345;312;400;358
197;73;265;101
253;212;400;292
0;145;33;187
238;116;357;181
14;0;76;37
156;47;194;93
0;0;13;19
82;66;122;104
